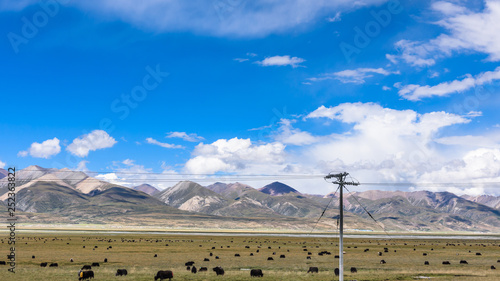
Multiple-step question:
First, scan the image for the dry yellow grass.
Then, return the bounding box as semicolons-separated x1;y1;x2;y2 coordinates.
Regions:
1;232;499;280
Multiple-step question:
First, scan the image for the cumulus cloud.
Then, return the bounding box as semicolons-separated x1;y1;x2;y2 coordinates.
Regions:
0;0;386;38
76;160;89;171
185;137;286;174
95;159;183;190
304;103;471;183
397;66;500;100
66;130;117;157
146;137;184;149
308;68;397;84
416;148;500;195
166;132;204;142
388;0;500;66
257;55;305;68
273;119;318;146
0;160;5;169
18;137;61;159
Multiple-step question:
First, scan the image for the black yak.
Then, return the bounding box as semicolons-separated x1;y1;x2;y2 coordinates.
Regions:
250;269;263;277
154;270;173;281
78;270;94;281
307;267;318;273
213;266;225;276
116;269;127;276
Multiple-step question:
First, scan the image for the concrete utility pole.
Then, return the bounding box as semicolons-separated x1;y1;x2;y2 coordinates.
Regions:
324;172;359;281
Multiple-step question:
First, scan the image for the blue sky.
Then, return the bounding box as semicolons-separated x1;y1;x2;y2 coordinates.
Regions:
1;0;500;195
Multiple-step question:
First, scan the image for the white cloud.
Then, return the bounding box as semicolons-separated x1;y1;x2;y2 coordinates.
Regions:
416;148;500;195
146;137;184;149
397;66;500;100
0;160;5;169
257;55;305;68
389;0;500;66
18;137;61;159
303;103;472;184
234;58;249;62
76;160;89;171
95;159;184;190
66;130;117;157
166;132;204;142
309;68;397;84
273;119;318;146
382;86;391;91
184;137;287;174
0;0;386;38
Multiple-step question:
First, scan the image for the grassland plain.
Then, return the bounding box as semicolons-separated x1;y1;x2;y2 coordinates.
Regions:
1;232;499;281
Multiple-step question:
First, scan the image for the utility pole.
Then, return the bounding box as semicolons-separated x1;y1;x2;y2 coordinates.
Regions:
325;172;359;281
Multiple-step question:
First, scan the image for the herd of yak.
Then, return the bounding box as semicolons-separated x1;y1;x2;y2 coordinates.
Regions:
2;237;498;280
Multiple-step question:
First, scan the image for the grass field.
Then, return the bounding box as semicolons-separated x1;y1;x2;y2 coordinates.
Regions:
2;232;499;280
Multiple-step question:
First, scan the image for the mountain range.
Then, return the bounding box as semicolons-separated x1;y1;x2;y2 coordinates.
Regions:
0;166;499;232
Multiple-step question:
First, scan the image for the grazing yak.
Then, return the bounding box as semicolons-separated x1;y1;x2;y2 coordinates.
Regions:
204;258;210;261
334;268;339;276
40;262;48;267
350;267;357;273
185;261;195;266
460;260;468;264
443;261;451;265
81;265;92;270
191;266;197;274
267;257;274;261
250;269;264;277
78;270;94;281
0;261;7;265
32;255;35;259
49;263;58;267
213;266;225;276
306;256;311;260
199;267;208;272
116;269;127;276
154;270;173;281
492;266;496;270
380;260;386;264
307;267;319;273
280;255;286;258
91;262;100;267
235;254;240;257
424;261;429;265
104;258;108;262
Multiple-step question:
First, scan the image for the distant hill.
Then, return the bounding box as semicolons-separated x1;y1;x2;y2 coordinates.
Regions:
462;194;500;209
206;182;255;198
0;168;8;179
259;181;300;196
133;183;160;196
2;166;500;232
155;181;230;214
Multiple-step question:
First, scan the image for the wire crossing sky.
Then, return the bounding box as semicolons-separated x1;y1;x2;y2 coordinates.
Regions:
1;0;500;195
